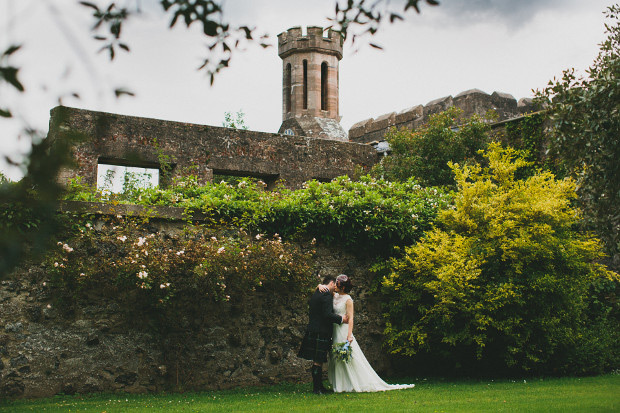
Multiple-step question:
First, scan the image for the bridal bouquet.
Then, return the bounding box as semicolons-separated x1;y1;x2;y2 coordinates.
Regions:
332;341;352;363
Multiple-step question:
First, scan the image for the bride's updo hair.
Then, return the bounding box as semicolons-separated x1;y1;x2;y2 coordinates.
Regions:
336;274;353;293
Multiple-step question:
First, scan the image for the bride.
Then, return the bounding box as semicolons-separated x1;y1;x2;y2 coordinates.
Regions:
321;274;415;393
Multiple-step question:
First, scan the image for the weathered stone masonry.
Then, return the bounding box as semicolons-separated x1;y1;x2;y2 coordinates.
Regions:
49;106;377;190
349;88;535;144
0;204;391;398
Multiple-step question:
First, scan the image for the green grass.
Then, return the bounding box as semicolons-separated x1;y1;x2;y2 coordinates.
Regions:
1;374;618;412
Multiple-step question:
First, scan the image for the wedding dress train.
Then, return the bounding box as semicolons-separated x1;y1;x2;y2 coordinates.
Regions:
327;293;415;393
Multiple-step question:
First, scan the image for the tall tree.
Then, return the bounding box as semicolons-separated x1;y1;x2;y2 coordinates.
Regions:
372;107;492;187
536;4;620;267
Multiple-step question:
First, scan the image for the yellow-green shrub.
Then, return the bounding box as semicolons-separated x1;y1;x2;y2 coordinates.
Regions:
382;143;619;374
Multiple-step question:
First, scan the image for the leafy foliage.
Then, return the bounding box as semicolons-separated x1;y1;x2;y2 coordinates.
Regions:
332;0;439;48
259;176;451;253
0;120;86;277
501;112;557;178
382;144;619;375
78;1;270;85
222;110;249;130
47;216;314;312
64;175;452;255
372;107;492;187
535;5;620;266
80;0;443;80
0;45;24;118
79;1;130;60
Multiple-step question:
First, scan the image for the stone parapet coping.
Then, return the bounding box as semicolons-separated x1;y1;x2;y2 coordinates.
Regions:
59;200;203;221
349;89;537;143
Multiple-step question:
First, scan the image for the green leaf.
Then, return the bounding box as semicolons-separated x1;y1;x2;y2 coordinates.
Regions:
114;88;135;98
79;1;99;11
2;45;21;57
0;66;25;92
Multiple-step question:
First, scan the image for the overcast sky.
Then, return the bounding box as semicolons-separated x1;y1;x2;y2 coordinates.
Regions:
0;0;613;180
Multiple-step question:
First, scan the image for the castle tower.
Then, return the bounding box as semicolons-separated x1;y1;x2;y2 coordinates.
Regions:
277;26;347;141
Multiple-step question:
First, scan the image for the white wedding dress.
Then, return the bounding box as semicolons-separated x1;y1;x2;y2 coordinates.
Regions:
328;293;415;392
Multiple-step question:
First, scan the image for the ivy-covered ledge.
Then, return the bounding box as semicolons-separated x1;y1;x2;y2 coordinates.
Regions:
58;200;195;221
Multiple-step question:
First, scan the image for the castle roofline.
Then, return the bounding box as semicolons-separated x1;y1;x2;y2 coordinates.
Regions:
278;26;343;60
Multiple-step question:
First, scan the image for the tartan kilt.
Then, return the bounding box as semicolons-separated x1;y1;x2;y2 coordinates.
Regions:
298;331;332;363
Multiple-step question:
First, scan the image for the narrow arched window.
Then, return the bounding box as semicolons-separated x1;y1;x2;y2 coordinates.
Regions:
321;62;328;111
285;63;292;113
302;60;308;110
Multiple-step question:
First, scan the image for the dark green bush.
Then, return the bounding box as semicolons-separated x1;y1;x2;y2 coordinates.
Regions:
371;107;492;187
64;174;452;255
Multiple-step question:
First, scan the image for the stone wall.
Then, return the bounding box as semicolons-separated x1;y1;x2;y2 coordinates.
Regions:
48;106;377;190
349;89;536;144
0;203;392;398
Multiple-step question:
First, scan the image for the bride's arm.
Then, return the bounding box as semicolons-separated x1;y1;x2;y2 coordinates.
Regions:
346;299;354;342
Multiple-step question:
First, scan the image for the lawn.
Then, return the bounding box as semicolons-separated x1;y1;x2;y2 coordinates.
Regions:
1;374;618;412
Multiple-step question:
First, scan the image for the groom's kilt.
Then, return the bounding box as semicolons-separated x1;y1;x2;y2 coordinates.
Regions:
298;331;332;363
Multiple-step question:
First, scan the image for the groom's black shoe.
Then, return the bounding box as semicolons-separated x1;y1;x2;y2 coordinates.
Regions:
311;365;325;394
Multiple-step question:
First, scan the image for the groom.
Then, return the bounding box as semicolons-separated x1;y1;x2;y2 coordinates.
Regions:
298;275;348;394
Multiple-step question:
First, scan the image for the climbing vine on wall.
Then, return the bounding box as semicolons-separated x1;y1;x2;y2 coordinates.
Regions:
503;113;558;178
63;174;452;255
47;215;315;313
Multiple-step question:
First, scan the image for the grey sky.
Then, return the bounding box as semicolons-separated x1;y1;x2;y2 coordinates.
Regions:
437;0;575;27
0;0;613;180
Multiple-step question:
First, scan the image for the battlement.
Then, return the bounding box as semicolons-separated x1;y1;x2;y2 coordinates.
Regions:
278;26;343;60
349;89;537;143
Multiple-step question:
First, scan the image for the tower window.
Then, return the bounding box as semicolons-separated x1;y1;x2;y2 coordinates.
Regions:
303;60;308;110
285;63;292;112
321;62;328;111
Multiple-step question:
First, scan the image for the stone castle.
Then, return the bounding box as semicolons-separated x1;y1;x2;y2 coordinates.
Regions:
50;25;535;190
0;26;542;398
275;25;534;144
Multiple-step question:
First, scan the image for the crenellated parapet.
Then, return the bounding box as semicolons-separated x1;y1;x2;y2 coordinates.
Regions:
349;89;537;144
278;26;343;60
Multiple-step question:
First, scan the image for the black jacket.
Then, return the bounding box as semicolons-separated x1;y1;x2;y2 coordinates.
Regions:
306;289;343;336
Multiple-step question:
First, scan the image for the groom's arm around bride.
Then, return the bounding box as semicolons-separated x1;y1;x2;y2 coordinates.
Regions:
297;276;348;394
